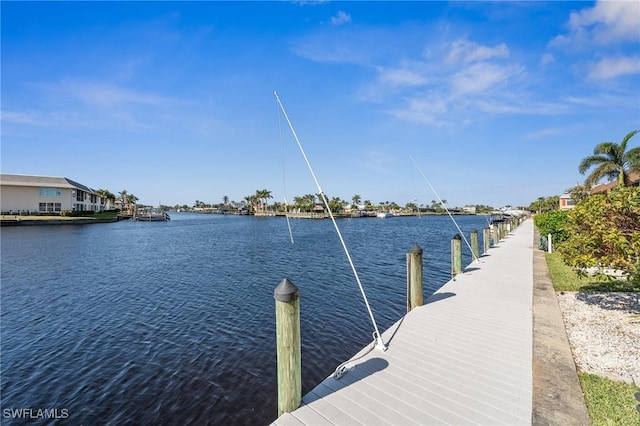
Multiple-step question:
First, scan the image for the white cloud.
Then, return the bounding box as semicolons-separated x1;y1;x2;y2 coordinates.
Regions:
568;0;640;45
52;80;171;108
291;32;375;64
548;1;639;83
524;127;570;140
1;109;104;129
331;11;351;26
1;110;40;125
450;63;514;96
4;80;183;133
377;66;428;87
551;0;640;50
390;95;449;127
587;55;640;80
540;53;554;66
445;40;509;65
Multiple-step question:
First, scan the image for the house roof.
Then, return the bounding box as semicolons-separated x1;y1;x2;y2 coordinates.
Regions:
0;173;96;193
590;171;640;194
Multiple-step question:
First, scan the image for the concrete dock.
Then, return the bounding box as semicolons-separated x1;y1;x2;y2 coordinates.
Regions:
273;219;537;425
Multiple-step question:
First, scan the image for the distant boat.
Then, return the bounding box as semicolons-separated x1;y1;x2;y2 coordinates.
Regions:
134;209;170;221
376;211;394;218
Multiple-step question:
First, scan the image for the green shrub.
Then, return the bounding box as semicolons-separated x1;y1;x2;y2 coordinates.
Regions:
534;210;570;244
558;186;640;283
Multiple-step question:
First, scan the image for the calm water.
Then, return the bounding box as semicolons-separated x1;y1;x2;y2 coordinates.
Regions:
1;213;488;425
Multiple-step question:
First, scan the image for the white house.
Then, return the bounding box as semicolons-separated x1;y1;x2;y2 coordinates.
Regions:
0;174;106;214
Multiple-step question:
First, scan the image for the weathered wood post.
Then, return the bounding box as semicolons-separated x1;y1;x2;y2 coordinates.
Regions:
274;278;301;417
451;234;462;277
483;227;491;253
406;244;423;312
470;229;479;261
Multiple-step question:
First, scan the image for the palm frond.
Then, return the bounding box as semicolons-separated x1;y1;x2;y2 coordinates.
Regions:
579;154;610;174
584;162;619;187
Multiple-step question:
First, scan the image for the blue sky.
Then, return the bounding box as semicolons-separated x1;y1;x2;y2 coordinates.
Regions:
2;1;639;208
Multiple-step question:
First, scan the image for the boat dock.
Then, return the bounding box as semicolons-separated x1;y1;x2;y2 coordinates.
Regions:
273;219;537;425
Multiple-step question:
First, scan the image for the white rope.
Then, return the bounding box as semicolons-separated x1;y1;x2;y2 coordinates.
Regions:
332;331;378;379
277;97;295;244
409;156;480;263
274;91;386;352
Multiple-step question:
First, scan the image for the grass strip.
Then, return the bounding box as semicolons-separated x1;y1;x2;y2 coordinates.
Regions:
545;252;640;292
578;373;640;426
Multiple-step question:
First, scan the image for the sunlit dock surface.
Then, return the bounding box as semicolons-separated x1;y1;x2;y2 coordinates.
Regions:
273;219;533;425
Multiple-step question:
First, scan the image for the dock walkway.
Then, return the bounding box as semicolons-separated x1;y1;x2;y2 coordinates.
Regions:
273;219;534;425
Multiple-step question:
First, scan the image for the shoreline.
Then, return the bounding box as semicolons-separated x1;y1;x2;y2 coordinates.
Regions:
0;215;120;226
1;211;489;226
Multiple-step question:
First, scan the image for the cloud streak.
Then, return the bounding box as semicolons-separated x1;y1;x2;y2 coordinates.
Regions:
330;11;351;26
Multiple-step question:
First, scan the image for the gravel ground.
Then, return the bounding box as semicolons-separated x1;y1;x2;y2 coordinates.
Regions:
556;292;640;384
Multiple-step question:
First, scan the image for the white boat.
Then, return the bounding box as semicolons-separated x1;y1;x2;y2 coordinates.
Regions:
376;211;394;218
134;208;170;221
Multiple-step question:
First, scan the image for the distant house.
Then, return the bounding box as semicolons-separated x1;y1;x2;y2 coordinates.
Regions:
591;172;640;195
0;174;106;214
463;206;477;214
559;193;575;210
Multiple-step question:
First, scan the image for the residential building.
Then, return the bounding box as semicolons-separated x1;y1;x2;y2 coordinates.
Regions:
590;172;640;195
463;206;477;214
559;193;575;210
0;174;106;214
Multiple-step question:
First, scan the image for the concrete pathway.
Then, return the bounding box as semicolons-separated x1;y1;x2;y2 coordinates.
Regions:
531;232;590;425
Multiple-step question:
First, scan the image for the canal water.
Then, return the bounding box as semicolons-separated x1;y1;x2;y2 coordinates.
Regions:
1;213;489;425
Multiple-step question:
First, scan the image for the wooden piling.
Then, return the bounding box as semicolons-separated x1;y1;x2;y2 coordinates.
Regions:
470;229;479;261
451;234;462;277
274;278;301;417
483;227;491;253
406;244;423;312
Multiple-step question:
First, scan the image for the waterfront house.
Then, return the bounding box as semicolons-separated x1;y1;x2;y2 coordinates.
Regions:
0;173;106;214
590;171;640;195
559;193;575;210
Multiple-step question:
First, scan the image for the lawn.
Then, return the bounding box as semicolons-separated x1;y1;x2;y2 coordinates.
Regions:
1;212;119;222
545;251;640;425
579;373;640;426
545;252;640;292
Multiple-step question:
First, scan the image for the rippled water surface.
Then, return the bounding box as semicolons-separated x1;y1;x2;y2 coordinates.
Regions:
1;213;489;425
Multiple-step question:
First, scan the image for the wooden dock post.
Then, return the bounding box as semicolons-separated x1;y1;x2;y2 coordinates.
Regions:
274;278;301;417
483;227;491;253
470;229;479;261
451;234;462;277
406;244;423;312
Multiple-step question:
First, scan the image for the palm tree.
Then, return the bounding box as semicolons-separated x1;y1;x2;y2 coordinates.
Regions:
579;130;640;187
126;194;139;214
118;190;128;210
222;195;229;205
244;195;257;214
566;184;590;205
255;189;272;213
351;194;361;208
95;189;116;211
